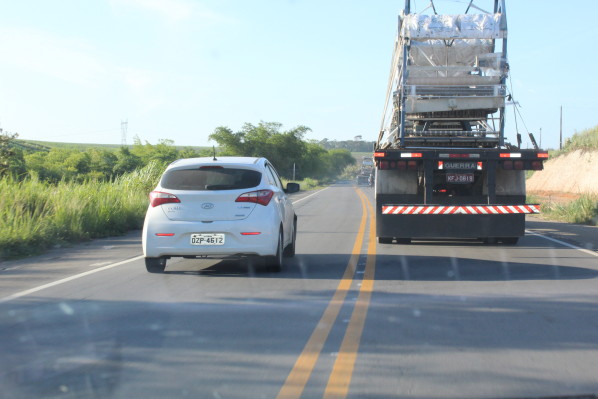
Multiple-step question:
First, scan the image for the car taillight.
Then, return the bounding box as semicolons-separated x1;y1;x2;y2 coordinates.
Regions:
149;191;181;207
235;190;274;206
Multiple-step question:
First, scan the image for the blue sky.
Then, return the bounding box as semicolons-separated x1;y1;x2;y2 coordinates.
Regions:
1;0;596;150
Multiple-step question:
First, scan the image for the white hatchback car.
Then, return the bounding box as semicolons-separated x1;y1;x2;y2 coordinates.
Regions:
142;157;299;273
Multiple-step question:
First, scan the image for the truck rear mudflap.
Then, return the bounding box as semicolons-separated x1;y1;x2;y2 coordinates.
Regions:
376;204;540;243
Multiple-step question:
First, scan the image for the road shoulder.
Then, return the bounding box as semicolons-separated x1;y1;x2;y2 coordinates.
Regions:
526;215;598;252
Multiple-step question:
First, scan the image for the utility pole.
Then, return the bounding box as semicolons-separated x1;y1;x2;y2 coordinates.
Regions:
559;106;562;150
121;119;128;147
539;127;542;148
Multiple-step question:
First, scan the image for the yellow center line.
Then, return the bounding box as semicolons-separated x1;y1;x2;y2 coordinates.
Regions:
323;188;376;399
276;188;369;399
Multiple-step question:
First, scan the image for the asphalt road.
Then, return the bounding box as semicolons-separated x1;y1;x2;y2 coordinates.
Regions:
1;184;598;399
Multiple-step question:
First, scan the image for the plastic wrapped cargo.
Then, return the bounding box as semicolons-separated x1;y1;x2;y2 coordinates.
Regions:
400;13;505;40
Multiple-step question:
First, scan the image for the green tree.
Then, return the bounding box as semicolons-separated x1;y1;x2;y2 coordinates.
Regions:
209;121;313;179
131;137;179;165
0;131;20;177
113;147;142;176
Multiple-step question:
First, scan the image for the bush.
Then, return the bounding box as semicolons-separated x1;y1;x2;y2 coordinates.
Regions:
0;162;162;260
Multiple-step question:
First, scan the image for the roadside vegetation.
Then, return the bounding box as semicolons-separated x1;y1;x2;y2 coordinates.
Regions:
528;193;598;226
0;162;162;259
527;125;598;225
0;122;354;259
549;125;598;157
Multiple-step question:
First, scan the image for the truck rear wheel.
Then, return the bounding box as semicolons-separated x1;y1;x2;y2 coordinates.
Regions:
500;237;519;245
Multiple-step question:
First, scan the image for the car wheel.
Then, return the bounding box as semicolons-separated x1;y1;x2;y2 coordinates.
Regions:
283;219;297;258
266;229;284;272
145;257;166;273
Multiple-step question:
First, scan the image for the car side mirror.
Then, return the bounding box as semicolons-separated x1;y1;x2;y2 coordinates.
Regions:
285;182;300;194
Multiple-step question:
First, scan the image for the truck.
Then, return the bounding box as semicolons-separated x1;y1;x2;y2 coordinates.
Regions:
357;156;374;185
374;0;547;245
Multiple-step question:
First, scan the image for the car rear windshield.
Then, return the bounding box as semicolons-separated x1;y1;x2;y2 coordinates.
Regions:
160;167;262;191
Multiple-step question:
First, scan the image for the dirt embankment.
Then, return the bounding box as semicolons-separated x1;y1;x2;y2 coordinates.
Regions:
527;149;598;201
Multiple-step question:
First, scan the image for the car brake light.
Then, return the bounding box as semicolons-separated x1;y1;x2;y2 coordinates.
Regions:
236;190;274;206
149;191;181;207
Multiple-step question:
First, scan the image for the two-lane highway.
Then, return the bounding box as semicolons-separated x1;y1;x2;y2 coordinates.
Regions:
1;184;598;398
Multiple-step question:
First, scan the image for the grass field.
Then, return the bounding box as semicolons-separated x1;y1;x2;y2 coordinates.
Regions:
0;162;163;260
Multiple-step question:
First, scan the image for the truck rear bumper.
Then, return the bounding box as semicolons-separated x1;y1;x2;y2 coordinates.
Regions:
376;209;527;239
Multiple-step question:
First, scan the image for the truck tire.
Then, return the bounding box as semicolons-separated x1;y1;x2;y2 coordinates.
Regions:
500;237;519;245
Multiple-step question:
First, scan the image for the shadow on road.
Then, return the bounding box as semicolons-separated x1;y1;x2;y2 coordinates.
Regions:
160;252;598;282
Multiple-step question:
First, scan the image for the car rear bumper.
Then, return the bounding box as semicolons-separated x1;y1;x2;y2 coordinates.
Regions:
142;218;279;258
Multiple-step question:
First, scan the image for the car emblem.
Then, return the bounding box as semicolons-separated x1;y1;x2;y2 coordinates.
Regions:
201;203;215;210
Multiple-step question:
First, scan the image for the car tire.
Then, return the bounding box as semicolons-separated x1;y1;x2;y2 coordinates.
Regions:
283;219;297;258
145;257;166;273
265;229;284;272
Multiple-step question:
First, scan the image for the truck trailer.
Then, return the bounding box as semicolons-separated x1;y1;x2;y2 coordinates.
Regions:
374;0;547;244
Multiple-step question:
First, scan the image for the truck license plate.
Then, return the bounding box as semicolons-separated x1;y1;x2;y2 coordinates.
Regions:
446;173;474;183
190;233;225;245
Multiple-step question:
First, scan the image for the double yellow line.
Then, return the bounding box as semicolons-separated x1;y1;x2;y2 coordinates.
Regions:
276;188;377;399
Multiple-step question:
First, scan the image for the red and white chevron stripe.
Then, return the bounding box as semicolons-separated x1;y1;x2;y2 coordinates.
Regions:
381;204;540;215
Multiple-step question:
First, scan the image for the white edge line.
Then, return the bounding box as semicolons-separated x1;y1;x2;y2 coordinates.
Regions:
292;186;330;204
526;230;598;258
0;255;144;304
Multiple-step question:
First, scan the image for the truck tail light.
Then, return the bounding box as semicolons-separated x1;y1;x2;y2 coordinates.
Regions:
380;161;389;170
149;191;181;207
236;190;274;206
514;161;524;170
531;161;543;170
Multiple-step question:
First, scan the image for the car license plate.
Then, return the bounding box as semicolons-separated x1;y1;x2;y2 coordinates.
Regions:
446;173;474;183
190;233;225;245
